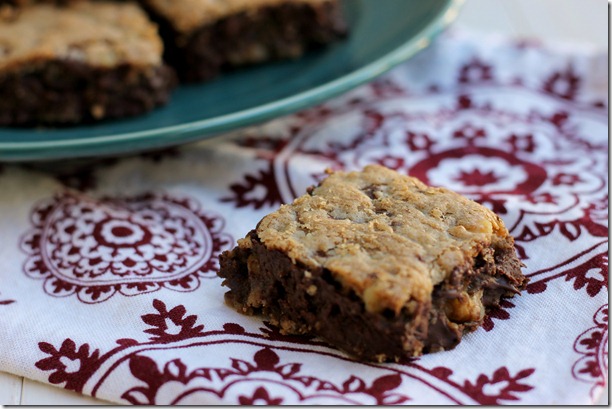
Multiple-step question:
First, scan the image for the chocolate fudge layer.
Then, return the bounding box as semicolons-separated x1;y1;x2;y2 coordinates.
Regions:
0;1;176;125
218;165;528;362
142;0;348;82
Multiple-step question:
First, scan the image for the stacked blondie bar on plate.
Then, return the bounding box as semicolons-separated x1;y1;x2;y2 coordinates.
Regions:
0;0;347;125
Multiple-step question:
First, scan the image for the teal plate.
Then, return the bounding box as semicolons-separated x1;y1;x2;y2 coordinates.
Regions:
0;0;462;161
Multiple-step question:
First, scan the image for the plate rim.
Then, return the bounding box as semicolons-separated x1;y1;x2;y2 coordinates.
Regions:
0;0;464;157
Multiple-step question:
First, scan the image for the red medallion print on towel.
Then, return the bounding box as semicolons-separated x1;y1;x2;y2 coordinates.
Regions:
122;348;410;405
21;192;232;303
418;364;536;405
34;299;414;404
35;298;537;404
526;245;608;297
572;304;608;399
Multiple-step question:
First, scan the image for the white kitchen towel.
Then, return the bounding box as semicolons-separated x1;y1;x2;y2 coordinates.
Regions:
0;30;607;405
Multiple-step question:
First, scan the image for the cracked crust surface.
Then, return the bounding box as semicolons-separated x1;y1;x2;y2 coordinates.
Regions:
256;164;513;314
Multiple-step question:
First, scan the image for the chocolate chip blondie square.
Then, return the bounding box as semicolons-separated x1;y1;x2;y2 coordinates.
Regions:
218;165;528;362
0;1;176;125
141;0;348;82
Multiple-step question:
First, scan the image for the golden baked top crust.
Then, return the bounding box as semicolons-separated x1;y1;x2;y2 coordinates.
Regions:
254;165;513;314
0;1;163;72
143;0;334;35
